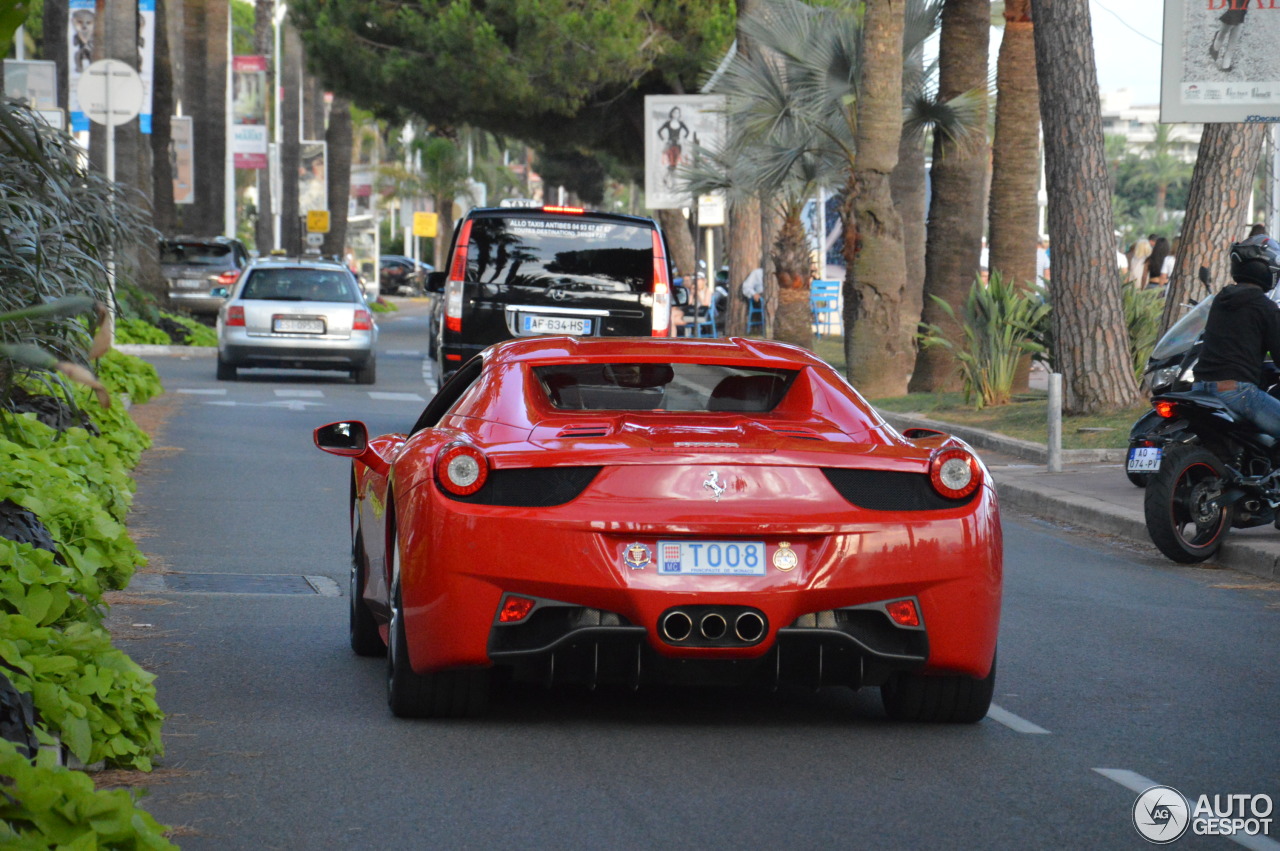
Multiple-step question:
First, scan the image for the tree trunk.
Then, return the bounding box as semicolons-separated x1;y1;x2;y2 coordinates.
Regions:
322;97;353;260
843;0;910;399
279;22;302;255
150;0;177;237
909;0;990;393
1034;0;1142;414
761;200;782;338
988;0;1039;391
43;0;68;113
771;209;813;349
725;196;762;336
253;0;274;253
893;40;927;346
656;208;695;282
1160;123;1266;333
176;0;228;237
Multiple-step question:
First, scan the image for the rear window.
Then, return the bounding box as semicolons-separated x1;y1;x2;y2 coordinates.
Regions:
533;363;797;412
239;268;360;302
467;216;653;293
161;242;235;266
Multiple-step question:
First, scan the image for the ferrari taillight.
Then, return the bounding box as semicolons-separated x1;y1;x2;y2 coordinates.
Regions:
651;229;672;337
436;442;488;496
353;309;373;331
226;305;245;327
498;595;536;623
929;448;981;500
885;599;921;628
1155;400;1176;419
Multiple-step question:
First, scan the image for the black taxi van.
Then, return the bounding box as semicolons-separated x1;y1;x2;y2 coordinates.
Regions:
430;206;677;377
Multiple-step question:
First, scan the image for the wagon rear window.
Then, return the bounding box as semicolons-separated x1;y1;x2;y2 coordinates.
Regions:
533;363;796;412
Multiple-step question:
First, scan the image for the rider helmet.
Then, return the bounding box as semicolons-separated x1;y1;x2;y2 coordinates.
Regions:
1229;234;1280;289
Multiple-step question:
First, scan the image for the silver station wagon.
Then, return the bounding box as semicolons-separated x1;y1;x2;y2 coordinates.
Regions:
215;256;378;383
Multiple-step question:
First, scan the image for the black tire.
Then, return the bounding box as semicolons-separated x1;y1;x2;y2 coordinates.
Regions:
1143;445;1233;563
349;526;385;657
353;357;376;385
881;650;996;724
216;358;236;381
387;578;489;719
1126;470;1150;488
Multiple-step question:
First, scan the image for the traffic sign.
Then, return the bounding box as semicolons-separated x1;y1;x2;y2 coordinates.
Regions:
413;211;438;238
305;233;324;247
306;210;330;233
77;60;143;127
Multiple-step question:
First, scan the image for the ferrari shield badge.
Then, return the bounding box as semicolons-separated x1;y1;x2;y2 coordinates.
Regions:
772;541;798;572
623;543;652;570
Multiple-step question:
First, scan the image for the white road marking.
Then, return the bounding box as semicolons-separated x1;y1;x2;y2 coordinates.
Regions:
386;349;422;356
206;399;325;410
304;575;341;597
986;703;1050;734
368;391;425;402
176;388;227;395
1095;769;1280;850
274;388;324;398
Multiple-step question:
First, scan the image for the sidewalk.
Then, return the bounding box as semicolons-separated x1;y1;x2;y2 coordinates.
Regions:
881;411;1280;583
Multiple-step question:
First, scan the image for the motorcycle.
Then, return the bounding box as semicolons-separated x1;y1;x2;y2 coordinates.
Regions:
1141;378;1280;563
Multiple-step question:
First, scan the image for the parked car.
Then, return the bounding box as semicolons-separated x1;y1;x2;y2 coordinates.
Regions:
430;205;676;379
314;336;1002;720
214;256;377;383
379;255;433;296
160;235;250;317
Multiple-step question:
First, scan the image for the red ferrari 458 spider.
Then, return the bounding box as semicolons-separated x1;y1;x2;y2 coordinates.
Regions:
315;336;1001;721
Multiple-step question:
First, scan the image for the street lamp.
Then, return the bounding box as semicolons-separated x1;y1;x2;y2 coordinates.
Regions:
272;0;288;251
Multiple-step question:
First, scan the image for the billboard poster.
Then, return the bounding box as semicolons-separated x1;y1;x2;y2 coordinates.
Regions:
643;94;725;210
299;140;327;212
68;0;95;132
4;60;57;109
1162;0;1280;123
232;56;268;169
138;0;155;133
171;115;194;204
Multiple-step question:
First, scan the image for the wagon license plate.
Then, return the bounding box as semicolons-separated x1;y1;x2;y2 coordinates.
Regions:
522;314;591;335
1127;446;1162;472
273;316;325;334
178;277;207;289
658;541;766;576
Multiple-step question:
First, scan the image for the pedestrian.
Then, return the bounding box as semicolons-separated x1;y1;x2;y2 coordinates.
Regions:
1036;237;1051;283
1147;236;1172;290
1249;222;1267;238
1129;235;1153;287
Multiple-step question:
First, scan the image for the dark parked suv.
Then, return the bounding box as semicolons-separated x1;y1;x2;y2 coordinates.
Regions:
160;235;250;317
432;206;675;376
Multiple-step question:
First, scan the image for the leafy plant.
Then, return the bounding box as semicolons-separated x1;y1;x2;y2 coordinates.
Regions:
918;273;1050;409
1122;279;1165;380
0;738;175;848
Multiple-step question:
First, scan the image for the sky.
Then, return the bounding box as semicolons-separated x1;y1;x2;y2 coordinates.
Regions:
1089;0;1164;105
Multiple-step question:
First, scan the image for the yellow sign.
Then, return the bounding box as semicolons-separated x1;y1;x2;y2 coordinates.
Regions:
413;212;438;238
306;210;330;233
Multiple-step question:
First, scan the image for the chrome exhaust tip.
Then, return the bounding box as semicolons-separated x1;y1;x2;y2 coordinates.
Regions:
661;610;693;642
734;611;766;643
700;612;727;641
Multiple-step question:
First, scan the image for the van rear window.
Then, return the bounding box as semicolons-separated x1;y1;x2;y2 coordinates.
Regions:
466;217;653;293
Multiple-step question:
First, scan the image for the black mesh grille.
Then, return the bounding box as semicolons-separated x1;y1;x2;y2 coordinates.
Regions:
821;468;976;511
448;466;602;506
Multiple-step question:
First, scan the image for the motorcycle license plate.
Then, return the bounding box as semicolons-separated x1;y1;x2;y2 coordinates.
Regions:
1127;446;1162;472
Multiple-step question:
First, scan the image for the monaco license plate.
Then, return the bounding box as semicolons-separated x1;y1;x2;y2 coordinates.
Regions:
522;314;591;335
658;541;766;576
273;315;325;334
1127;446;1162;472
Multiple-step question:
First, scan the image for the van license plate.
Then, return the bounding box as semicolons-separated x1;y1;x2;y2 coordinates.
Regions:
1127;446;1161;472
523;315;591;335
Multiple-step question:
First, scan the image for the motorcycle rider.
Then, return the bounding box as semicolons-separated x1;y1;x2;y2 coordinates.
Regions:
1192;234;1280;440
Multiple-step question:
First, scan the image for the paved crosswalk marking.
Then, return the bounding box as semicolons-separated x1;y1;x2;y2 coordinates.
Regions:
176;388;227;395
986;704;1050;734
274;389;324;398
368;391;425;402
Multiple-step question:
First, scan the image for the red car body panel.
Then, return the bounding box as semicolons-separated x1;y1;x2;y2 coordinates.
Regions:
336;336;1001;689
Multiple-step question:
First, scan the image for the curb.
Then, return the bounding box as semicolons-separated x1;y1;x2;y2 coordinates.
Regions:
881;411;1126;464
116;344;217;357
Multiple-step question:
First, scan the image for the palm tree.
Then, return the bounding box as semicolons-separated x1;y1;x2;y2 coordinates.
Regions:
1142;124;1193;225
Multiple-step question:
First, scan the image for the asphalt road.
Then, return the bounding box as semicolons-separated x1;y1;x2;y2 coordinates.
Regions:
113;301;1280;850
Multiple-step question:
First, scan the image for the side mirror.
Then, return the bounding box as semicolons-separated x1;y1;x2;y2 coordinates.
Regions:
425;271;446;293
1198;265;1211;287
314;421;368;455
671;285;690;307
211;286;229;299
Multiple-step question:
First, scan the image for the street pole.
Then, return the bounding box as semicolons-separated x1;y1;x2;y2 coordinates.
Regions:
224;3;236;239
1048;373;1063;473
272;1;287;251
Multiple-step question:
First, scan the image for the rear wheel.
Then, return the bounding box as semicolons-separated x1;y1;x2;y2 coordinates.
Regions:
1144;446;1233;563
353;357;376;385
386;573;489;719
216;358;236;381
881;651;996;724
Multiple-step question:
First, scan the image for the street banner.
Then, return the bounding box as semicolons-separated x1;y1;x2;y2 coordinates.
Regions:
171;115;194;204
68;0;94;132
299;140;327;212
232;55;268;169
643;94;725;210
138;0;155;133
1161;0;1280;122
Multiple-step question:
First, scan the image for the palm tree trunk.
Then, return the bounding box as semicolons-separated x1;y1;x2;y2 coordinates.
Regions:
1160;123;1265;333
844;0;911;398
771;208;813;349
726;196;763;336
253;0;274;253
909;0;990;393
322;97;353;260
656;208;696;283
180;0;229;237
1034;0;1142;413
279;21;302;254
150;0;177;237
